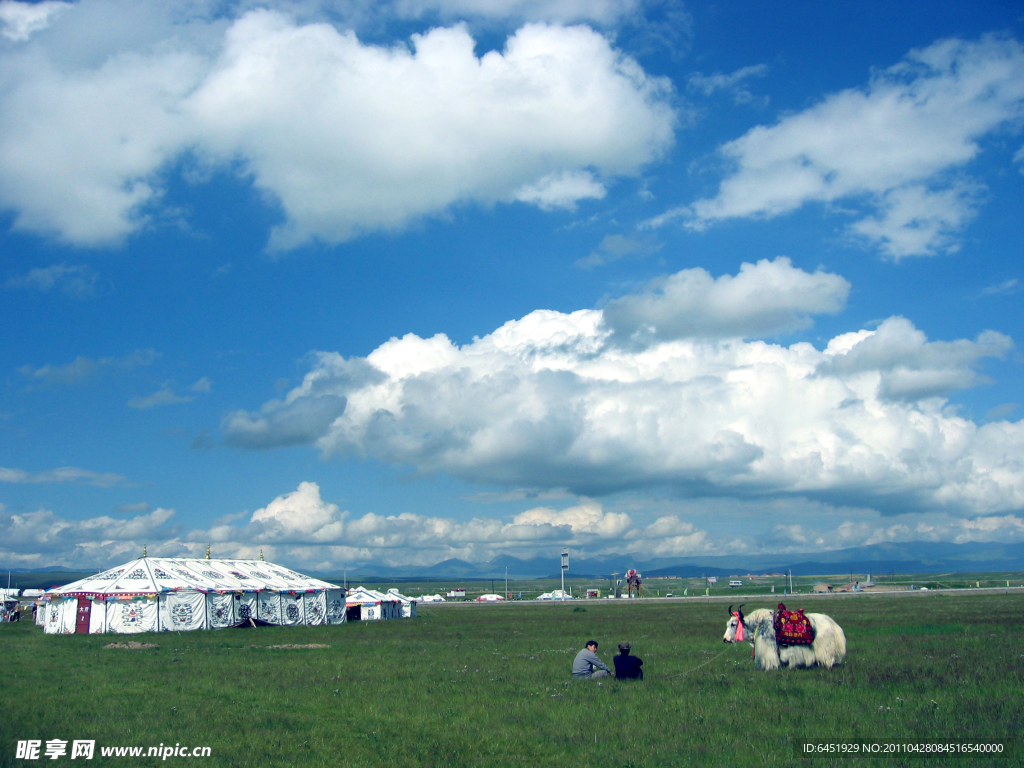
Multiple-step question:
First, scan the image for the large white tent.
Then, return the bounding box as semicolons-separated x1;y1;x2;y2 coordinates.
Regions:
40;557;346;634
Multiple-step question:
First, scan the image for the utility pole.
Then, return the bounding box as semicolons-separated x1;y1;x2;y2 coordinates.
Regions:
560;550;569;601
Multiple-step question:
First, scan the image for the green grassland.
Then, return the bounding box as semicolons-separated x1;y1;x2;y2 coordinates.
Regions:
2;593;1021;768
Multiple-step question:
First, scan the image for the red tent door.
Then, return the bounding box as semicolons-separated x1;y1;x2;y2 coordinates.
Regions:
75;600;92;634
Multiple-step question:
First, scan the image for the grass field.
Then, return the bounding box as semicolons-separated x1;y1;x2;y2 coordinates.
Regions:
2;592;1021;767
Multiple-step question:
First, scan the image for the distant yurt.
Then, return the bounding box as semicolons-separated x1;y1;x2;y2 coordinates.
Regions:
345;586;402;621
40;557;346;634
386;588;418;618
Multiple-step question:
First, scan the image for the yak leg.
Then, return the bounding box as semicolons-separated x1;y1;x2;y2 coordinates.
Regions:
780;645;817;669
754;636;781;671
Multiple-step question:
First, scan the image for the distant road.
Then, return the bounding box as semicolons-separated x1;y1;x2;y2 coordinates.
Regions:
424;586;1024;606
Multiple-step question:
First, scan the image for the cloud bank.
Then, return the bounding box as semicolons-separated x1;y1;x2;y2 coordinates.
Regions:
0;2;675;249
219;259;1020;515
0;504;174;568
7;484;1024;571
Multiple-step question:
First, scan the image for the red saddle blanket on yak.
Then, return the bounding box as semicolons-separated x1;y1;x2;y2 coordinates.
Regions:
774;603;815;646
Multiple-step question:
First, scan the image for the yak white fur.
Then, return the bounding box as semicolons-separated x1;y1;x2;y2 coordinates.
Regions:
723;608;846;671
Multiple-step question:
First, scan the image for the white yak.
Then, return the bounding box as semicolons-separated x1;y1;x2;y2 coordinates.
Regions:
723;604;846;671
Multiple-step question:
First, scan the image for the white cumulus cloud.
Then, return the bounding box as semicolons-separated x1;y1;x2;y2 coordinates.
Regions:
602;256;850;344
0;0;69;41
820;316;1012;401
514;500;632;538
623;515;708;556
0;3;675;249
185;482;651;566
513;169;606;211
219;261;1020;515
0;504;174;567
250;481;345;540
665;36;1024;258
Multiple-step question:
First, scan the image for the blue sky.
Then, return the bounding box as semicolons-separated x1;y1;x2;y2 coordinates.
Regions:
2;0;1023;571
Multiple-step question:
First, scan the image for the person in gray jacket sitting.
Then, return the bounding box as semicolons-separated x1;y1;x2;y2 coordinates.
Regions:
572;639;612;679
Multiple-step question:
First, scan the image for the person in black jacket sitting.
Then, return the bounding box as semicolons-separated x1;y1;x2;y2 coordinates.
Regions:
613;642;643;679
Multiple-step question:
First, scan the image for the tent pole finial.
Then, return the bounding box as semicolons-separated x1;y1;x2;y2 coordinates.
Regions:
206;544;210;560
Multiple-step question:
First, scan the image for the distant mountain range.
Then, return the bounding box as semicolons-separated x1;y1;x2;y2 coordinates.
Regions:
6;541;1022;583
325;541;1024;581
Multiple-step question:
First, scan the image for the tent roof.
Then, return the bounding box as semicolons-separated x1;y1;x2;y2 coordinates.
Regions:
346;586;399;604
50;557;340;595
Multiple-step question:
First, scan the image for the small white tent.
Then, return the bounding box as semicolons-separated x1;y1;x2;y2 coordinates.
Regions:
40;557;346;635
345;586;402;621
386;588;418;618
